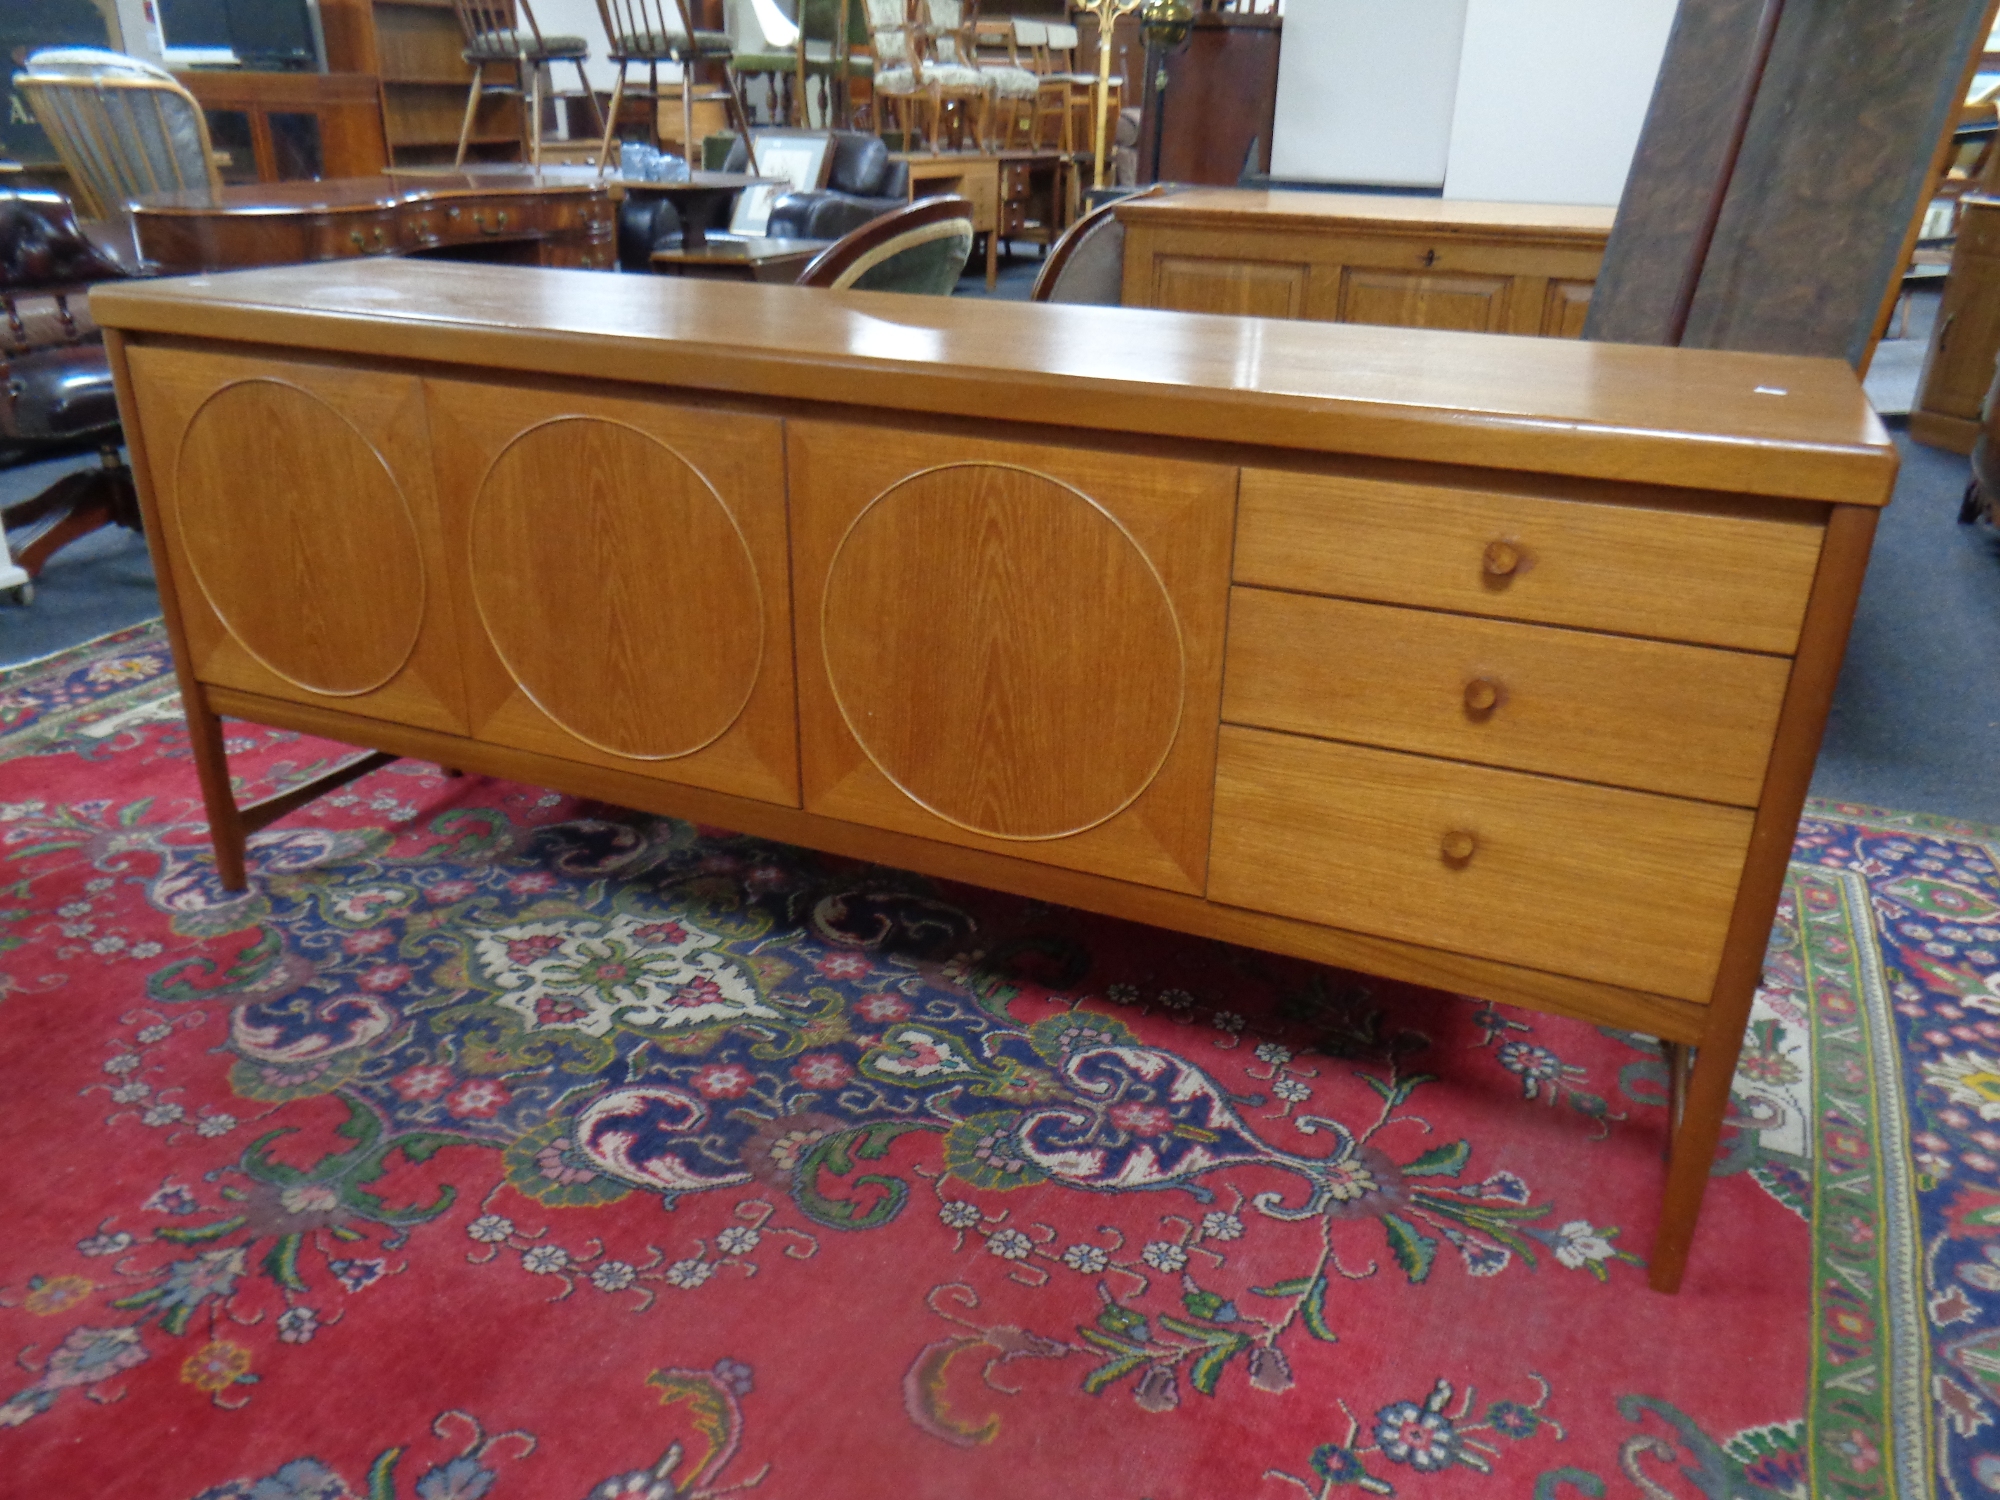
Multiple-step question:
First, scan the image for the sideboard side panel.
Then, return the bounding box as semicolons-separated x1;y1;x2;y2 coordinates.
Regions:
123;343;471;736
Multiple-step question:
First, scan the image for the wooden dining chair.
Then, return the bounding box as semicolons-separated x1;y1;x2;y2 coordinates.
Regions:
595;0;761;171
795;192;973;291
452;0;602;168
16;49;222;217
865;0;987;151
793;0;873;129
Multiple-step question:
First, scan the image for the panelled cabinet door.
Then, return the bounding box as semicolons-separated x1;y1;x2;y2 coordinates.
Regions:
424;379;798;807
124;346;468;733
791;421;1235;893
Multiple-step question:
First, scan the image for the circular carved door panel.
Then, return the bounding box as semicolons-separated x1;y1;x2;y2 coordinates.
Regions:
822;463;1184;841
176;379;425;697
469;417;763;761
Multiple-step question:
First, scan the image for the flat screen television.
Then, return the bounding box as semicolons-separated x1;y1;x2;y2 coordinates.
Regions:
226;0;323;70
160;0;324;70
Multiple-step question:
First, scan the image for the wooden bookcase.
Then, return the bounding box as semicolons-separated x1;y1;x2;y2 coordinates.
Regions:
324;0;523;165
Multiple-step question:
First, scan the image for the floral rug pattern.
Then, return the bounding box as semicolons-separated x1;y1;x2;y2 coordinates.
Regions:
0;621;1979;1497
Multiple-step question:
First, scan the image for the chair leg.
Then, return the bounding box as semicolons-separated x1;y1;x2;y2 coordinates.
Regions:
597;64;627;171
723;64;760;172
681;57;696;163
7;468;118;580
528;62;545;168
455;64;485;167
575;58;606;148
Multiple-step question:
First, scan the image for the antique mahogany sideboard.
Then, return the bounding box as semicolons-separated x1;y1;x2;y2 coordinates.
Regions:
1117;188;1614;336
94;262;1895;1293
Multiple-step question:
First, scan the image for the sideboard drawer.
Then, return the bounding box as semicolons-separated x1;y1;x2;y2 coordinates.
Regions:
1235;468;1824;653
1208;726;1754;1001
1221;588;1791;805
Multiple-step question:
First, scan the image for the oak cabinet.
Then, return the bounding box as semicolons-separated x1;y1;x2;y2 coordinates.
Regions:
1118;189;1612;337
1911;195;2000;453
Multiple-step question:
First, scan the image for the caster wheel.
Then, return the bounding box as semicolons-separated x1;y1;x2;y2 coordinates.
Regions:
7;582;32;607
1962;480;1985;525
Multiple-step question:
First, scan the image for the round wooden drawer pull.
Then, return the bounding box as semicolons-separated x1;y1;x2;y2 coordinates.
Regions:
1463;676;1501;713
1482;540;1521;578
1440;830;1478;864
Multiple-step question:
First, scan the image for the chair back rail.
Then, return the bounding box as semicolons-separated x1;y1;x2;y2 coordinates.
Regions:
18;73;221;219
453;0;545;51
597;0;692;54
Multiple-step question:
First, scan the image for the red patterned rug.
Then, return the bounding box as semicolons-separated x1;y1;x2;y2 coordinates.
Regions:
0;622;1971;1498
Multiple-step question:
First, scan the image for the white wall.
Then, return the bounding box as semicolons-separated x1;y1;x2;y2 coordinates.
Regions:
1270;1;1675;205
1270;0;1468;189
1441;0;1678;205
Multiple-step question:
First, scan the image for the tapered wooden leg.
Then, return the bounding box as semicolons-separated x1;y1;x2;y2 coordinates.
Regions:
456;65;484;167
1649;1019;1751;1293
1661;1039;1690;1157
529;63;545;167
182;687;249;892
575;58;605;147
597;67;627;171
682;58;696;163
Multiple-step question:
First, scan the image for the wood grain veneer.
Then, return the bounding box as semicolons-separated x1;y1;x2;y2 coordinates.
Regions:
1234;468;1826;654
89;261;1895;506
1221;589;1792;806
1208;726;1756;1003
95;260;1897;1295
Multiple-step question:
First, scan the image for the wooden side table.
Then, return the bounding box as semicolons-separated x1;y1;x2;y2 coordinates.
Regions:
895;153;1000;287
1911;196;2000;453
651;237;831;282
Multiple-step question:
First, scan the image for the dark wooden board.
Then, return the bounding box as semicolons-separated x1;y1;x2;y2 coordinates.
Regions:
1583;0;1768;348
1588;0;1996;367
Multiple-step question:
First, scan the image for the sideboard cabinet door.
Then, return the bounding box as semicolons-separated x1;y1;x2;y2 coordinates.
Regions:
424;379;798;807
124;346;468;734
790;421;1236;894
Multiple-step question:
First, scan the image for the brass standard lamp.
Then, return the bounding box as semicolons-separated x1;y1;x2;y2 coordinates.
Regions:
1072;0;1143;191
1139;0;1194;183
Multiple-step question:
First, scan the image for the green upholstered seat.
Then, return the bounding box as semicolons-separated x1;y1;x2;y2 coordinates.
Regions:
609;28;732;58
463;28;590;61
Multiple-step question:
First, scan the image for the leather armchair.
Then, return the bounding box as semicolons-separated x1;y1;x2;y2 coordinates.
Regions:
2;187;143;602
756;131;909;241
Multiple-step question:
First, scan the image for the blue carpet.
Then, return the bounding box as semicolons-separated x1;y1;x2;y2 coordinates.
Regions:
0;453;161;670
1810;428;2000;822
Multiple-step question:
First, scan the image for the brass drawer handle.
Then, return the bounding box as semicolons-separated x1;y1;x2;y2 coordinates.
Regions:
474;209;510;234
1482;540;1521;578
1463;676;1501;715
1440;829;1478;865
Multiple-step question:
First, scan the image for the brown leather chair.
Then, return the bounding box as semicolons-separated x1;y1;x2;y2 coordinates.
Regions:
795;193;973;292
1;187;142;603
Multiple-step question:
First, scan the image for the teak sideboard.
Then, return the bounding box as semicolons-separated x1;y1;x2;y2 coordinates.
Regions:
93;261;1896;1294
1116;188;1614;337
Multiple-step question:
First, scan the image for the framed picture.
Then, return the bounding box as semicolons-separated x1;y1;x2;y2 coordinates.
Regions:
729;129;837;236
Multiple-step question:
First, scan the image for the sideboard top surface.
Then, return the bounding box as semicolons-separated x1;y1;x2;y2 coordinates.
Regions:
1114;188;1618;242
93;259;1895;505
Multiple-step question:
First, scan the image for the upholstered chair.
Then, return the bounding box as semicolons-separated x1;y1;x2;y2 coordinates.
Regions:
795;193;973;292
756;130;910;238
